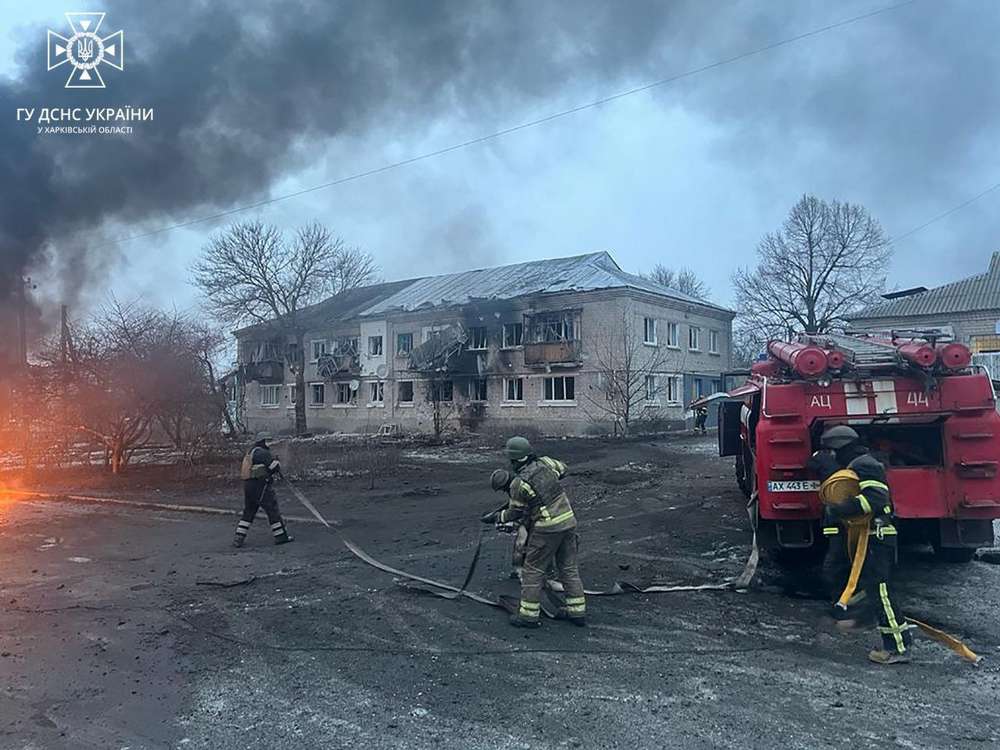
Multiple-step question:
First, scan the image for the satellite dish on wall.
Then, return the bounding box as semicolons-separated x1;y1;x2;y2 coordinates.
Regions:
349;379;360;392
375;364;388;379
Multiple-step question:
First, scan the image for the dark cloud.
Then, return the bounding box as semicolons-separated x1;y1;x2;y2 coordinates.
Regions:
2;0;998;334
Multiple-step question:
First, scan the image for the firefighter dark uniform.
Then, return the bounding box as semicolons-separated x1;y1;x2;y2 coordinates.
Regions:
485;437;586;628
812;432;913;665
234;434;292;547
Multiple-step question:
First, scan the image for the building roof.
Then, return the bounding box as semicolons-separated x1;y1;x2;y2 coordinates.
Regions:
851;252;1000;320
358;251;733;316
235;279;415;337
235;251;731;339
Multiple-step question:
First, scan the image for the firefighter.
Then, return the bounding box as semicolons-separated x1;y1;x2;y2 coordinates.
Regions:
490;470;563;590
694;405;709;434
809;426;913;665
233;432;293;547
482;437;586;628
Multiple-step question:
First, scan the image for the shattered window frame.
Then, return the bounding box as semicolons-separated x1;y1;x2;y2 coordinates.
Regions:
467;326;489;350
286;383;297;408
398;380;414;403
502;322;523;348
310;339;328;362
469;378;488;401
336;382;355;405
503;377;524;402
431;380;454;403
543;375;575;402
259;384;281;408
368;335;383;356
666;375;682;404
396;333;413;355
332;336;359;356
527;311;577;343
370;381;384;404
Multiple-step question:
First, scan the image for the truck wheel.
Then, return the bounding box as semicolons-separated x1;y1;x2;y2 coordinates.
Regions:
931;543;976;564
771;543;827;569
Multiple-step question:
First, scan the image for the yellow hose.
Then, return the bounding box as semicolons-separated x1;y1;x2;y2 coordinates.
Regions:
836;516;872;608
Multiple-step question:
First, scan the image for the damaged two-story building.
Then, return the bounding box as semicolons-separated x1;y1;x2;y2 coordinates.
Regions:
229;251;734;436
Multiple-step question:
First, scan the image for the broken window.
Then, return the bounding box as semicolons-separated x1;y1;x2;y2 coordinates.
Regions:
468;327;488;350
286;384;297;407
528;312;577;343
310;383;325;406
370;381;384;403
243;340;280;362
468;378;488;401
368;336;383;356
332;337;359;355
311;340;327;362
543;376;575;402
643;318;657;345
397;333;413;355
502;323;523;348
398;381;414;403
430;380;453;402
504;378;523;402
336;383;355;404
260;384;280;407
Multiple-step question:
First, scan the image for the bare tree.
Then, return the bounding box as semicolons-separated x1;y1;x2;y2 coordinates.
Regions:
643;265;711;300
583;305;676;436
192;220;380;435
732;195;891;356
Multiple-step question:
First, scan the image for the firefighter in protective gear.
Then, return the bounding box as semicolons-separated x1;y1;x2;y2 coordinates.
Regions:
483;437;586;628
234;433;292;547
809;427;913;664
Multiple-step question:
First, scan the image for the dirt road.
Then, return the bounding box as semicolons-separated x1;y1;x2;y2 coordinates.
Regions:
2;434;999;749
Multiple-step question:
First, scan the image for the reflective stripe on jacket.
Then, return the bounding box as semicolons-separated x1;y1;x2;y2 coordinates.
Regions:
501;455;576;533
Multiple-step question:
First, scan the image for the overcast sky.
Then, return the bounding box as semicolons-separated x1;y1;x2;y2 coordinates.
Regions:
2;0;998;326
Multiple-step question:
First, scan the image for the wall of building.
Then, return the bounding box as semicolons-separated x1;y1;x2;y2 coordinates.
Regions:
237;288;734;436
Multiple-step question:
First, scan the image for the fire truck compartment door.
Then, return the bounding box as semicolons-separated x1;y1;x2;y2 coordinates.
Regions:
719;401;743;457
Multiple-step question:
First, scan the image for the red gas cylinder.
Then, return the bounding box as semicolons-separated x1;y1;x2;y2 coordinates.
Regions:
897;342;938;368
937;342;972;370
768;341;829;377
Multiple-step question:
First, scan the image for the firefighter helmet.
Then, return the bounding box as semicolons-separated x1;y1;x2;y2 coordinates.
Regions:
490;469;512;492
848;453;886;482
820;425;859;450
504;436;533;462
253;431;273;445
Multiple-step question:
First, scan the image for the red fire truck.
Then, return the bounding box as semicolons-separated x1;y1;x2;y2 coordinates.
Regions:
716;332;1000;563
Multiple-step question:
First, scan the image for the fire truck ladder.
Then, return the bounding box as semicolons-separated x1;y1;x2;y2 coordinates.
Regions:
803;333;900;370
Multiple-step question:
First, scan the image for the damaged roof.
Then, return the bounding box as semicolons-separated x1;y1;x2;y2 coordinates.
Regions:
235;251;731;339
235;279;416;337
851;252;1000;320
359;251;732;316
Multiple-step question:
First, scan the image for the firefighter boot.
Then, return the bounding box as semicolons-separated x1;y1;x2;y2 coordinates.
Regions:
233;519;251;548
509;613;542;629
271;520;293;545
868;649;911;665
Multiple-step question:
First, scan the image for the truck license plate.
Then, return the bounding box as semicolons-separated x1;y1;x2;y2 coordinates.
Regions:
767;480;820;493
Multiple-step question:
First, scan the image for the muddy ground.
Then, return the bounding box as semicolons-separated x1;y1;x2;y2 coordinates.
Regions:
2;433;999;749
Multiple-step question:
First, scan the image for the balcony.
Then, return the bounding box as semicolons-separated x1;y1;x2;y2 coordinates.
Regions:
317;352;360;379
241;360;284;384
523;340;582;367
